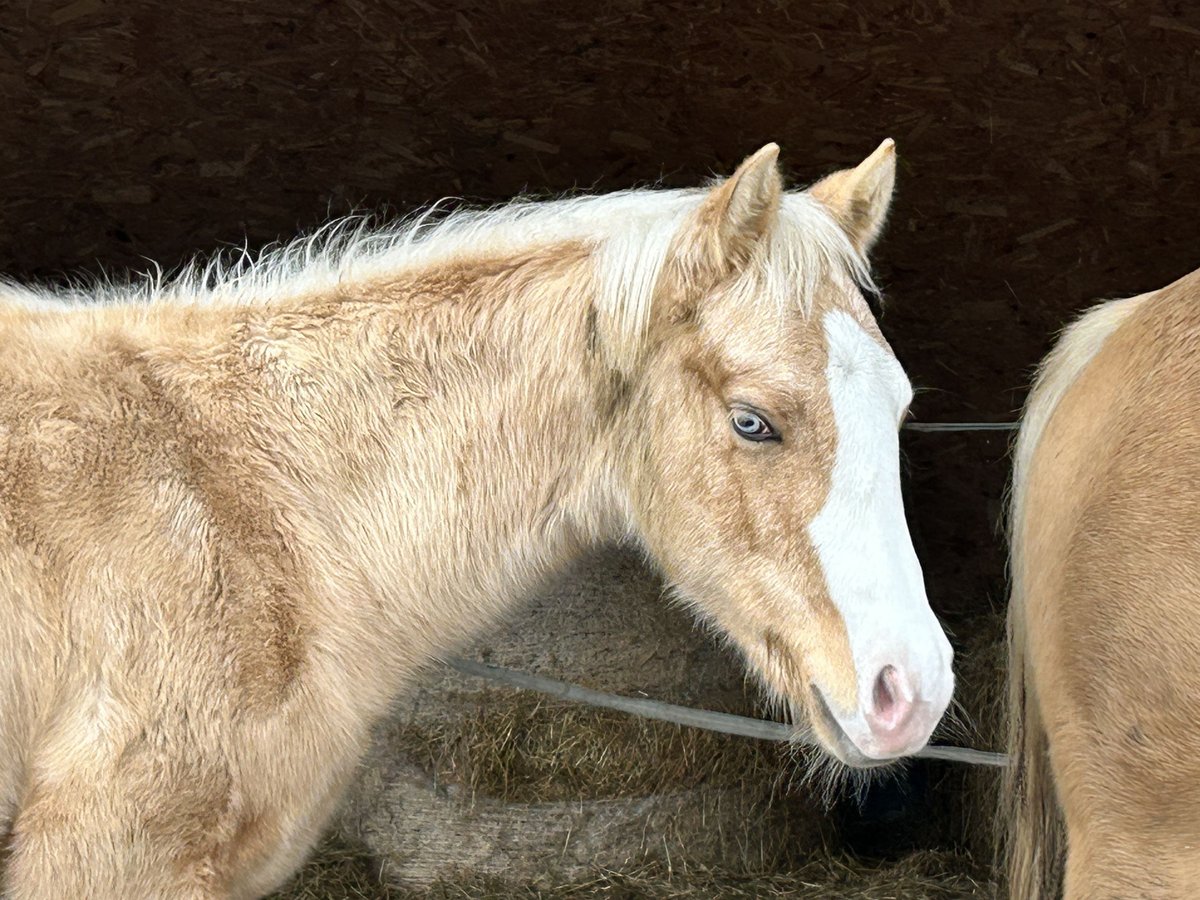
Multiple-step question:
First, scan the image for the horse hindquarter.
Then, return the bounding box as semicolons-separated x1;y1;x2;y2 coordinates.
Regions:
1011;276;1200;899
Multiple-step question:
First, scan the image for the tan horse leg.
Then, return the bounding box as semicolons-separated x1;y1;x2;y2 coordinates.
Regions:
4;775;230;900
1060;817;1200;900
1035;565;1200;900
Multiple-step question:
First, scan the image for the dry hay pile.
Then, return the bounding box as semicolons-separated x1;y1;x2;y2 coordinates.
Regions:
277;844;995;899
335;702;803;887
265;603;1009;898
292;546;1007;896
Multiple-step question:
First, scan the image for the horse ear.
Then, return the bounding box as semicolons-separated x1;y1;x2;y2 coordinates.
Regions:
809;139;896;254
694;143;783;276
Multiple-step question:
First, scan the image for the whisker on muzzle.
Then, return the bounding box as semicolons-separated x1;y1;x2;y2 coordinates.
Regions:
935;696;974;745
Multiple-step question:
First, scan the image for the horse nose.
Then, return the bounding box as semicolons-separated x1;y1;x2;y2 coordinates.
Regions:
865;665;919;751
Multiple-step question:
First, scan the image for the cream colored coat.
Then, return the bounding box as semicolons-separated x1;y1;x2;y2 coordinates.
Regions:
0;142;950;898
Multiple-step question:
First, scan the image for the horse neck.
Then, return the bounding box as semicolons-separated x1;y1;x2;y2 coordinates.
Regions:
232;245;637;688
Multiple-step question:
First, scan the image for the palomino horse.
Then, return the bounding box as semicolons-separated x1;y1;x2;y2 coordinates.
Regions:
1007;267;1200;898
0;141;952;898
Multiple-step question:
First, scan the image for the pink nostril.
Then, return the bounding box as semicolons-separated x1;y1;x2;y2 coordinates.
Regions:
869;665;915;734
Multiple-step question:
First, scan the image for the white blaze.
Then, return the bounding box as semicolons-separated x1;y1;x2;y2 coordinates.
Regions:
807;309;953;755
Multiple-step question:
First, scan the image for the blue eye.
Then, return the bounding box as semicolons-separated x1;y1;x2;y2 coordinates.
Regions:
731;408;779;442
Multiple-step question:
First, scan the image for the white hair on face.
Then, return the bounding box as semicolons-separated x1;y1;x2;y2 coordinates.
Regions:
0;186;873;358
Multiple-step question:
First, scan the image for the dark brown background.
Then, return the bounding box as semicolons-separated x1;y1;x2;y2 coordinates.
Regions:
3;0;1198;873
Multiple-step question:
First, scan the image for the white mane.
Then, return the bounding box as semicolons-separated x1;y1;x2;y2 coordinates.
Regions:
0;187;874;351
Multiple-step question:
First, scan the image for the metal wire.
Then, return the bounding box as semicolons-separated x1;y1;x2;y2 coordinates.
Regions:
446;657;1008;769
903;422;1018;432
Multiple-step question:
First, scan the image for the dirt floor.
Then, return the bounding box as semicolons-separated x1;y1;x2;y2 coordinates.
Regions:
4;0;1200;895
278;842;998;899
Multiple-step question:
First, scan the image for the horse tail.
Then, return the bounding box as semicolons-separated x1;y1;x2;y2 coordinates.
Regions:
1004;292;1149;898
1004;561;1064;899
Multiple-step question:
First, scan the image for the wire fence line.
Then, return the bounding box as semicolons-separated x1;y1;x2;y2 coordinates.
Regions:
446;657;1009;769
903;421;1017;432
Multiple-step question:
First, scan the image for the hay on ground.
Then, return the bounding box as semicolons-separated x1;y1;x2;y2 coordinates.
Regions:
274;840;998;899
